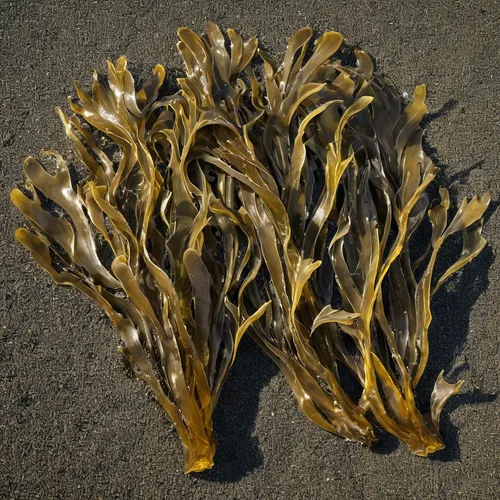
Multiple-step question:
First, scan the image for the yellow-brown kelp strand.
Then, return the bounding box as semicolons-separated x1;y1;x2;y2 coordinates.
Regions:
173;25;489;454
12;25;490;470
11;50;265;473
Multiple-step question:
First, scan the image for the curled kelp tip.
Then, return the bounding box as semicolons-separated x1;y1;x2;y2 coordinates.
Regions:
430;371;464;430
405;373;465;458
12;24;489;470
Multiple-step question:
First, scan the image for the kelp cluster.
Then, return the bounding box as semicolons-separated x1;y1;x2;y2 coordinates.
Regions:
12;24;490;472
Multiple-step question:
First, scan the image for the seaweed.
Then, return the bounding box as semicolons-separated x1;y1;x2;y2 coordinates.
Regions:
11;51;266;473
12;24;490;471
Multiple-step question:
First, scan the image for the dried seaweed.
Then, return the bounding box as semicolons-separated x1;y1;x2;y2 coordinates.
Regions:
12;24;489;471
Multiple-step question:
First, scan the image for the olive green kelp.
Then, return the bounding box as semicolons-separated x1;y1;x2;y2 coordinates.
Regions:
12;24;489;472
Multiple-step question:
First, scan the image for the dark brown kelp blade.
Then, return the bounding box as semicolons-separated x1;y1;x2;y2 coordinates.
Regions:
173;25;489;455
12;24;490;471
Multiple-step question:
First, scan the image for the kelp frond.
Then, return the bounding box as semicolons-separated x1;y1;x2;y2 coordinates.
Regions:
12;24;490;470
12;50;264;473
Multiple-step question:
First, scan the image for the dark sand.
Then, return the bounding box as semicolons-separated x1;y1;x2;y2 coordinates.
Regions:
1;0;499;498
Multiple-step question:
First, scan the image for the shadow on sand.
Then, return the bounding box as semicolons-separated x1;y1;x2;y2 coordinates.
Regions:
199;337;278;482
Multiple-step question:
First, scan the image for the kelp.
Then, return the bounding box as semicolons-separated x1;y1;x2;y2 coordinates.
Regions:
11;48;266;473
12;24;489;471
173;25;490;455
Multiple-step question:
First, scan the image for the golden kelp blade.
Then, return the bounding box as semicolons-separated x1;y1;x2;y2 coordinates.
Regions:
12;36;263;473
12;24;490;469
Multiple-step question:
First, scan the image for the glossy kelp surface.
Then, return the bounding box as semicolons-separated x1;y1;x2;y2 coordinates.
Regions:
11;49;266;473
12;24;490;470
